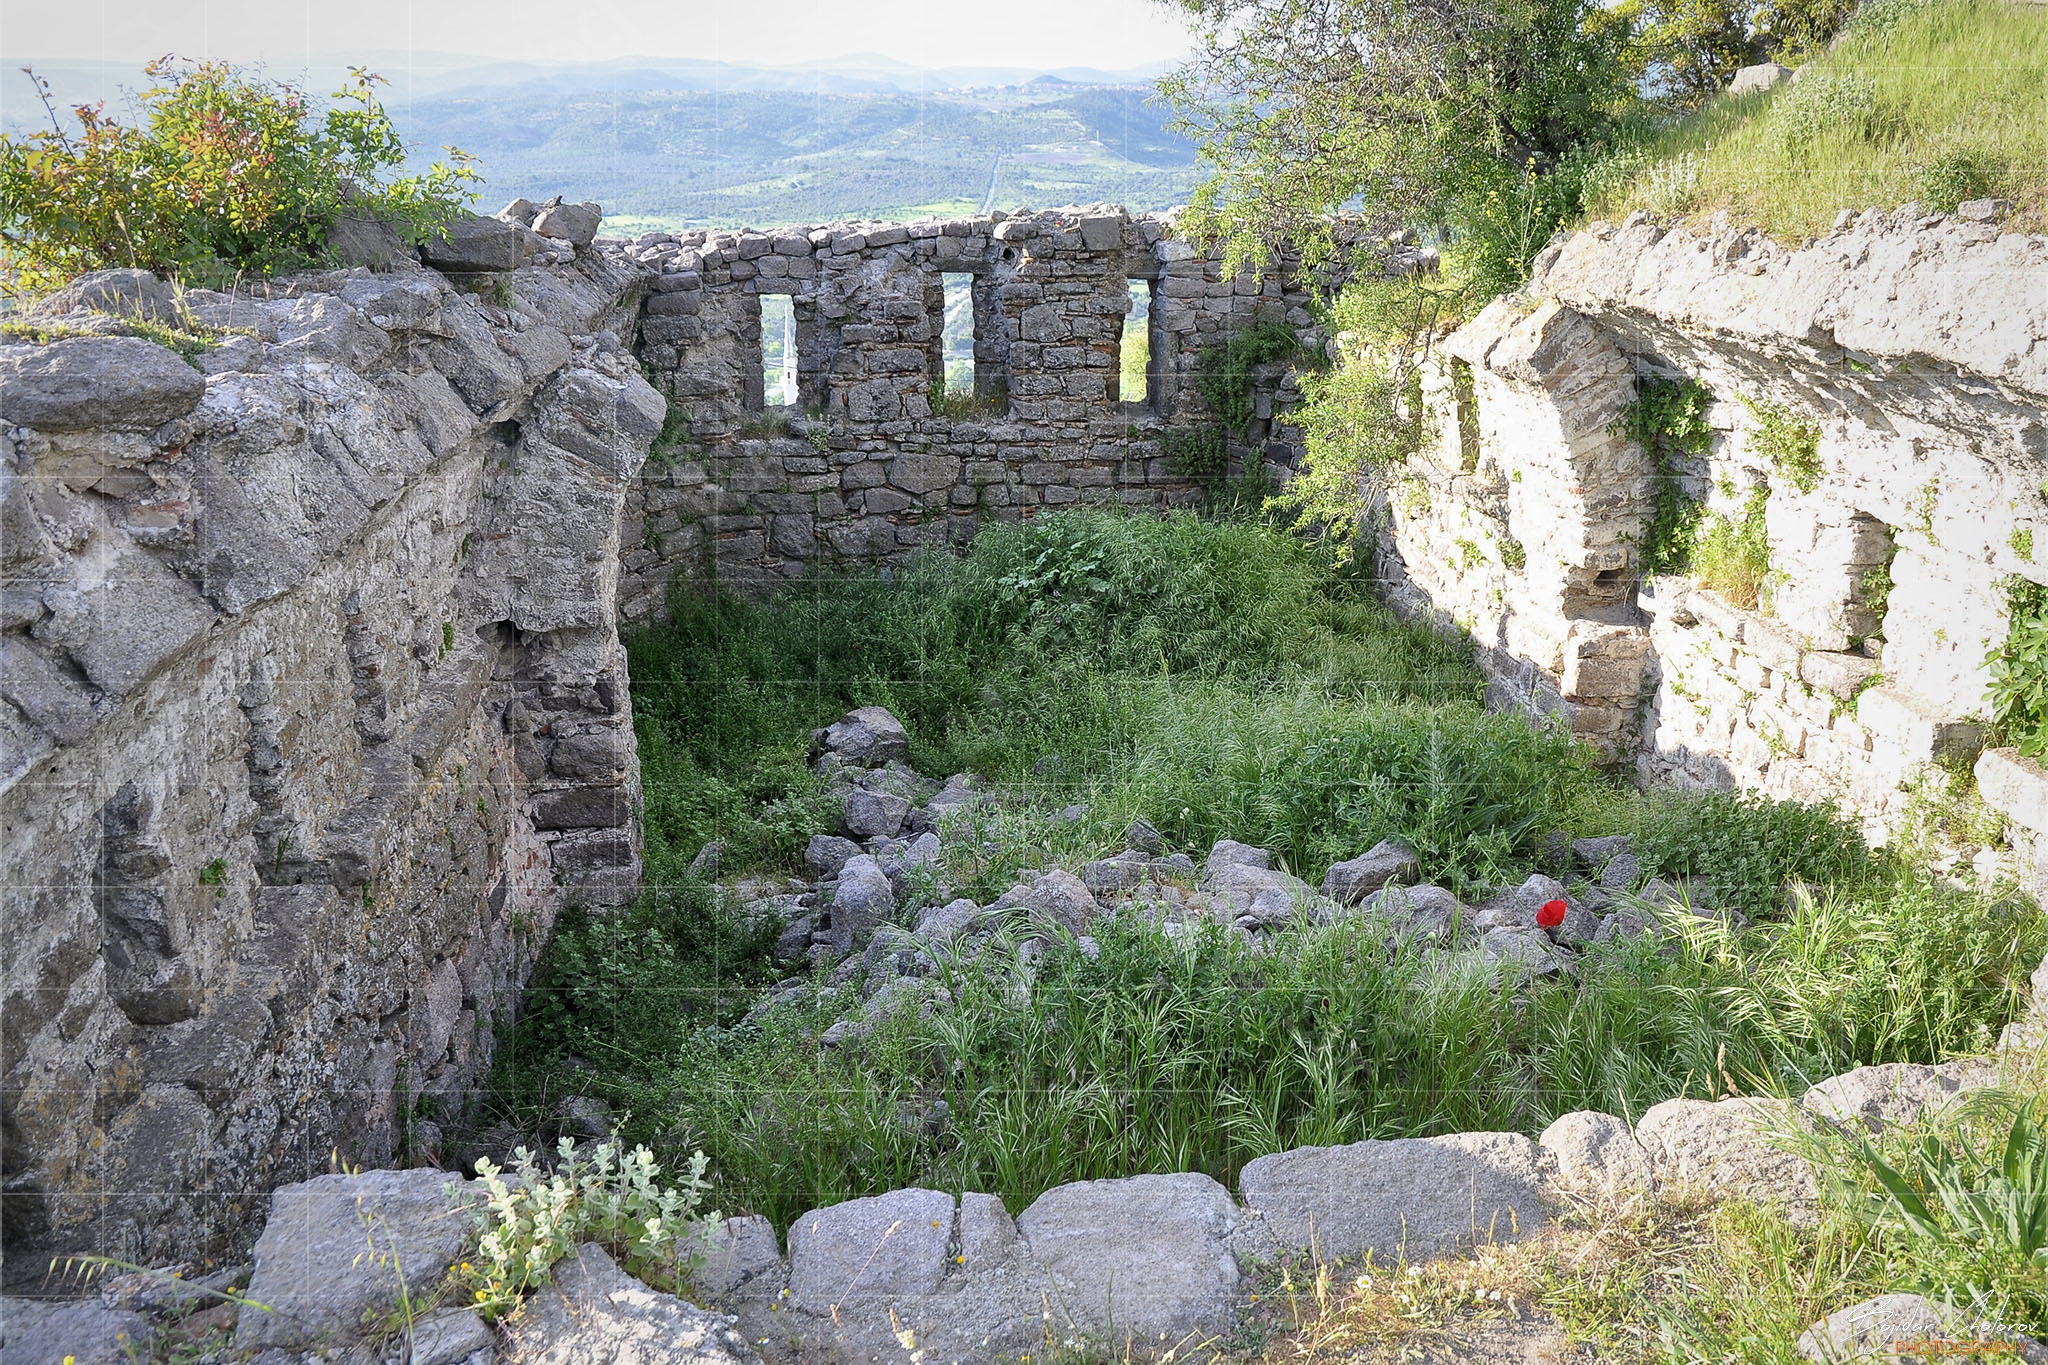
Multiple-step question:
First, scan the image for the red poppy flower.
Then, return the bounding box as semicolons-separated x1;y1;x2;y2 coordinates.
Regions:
1537;898;1568;929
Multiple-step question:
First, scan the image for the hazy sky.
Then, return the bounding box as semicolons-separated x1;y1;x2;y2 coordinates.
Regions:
0;0;1196;73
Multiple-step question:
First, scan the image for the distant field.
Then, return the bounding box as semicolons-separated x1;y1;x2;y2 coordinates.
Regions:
396;83;1200;230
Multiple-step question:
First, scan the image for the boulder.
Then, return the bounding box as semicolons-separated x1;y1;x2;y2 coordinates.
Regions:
1018;1172;1240;1343
326;212;415;271
806;834;863;879
1234;1132;1550;1264
786;1188;954;1313
1801;1060;1993;1134
0;1297;152;1365
405;1307;494;1365
1539;1111;1651;1194
1083;849;1153;895
1729;61;1794;97
811;706;910;765
1795;1292;2025;1364
1321;840;1422;902
1634;1096;1818;1220
842;788;910;841
959;1190;1022;1270
499;1243;761;1365
236;1168;478;1349
419;213;535;273
828;855;896;946
0;336;205;431
1021;868;1099;935
1364;883;1464;944
1207;859;1312;914
31;268;178;323
1124;817;1167;854
915;897;987;944
1571;835;1632;870
692;1214;786;1300
1208;838;1273;870
533;200;604;247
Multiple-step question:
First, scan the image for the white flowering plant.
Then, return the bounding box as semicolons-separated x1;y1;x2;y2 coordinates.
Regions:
456;1136;720;1319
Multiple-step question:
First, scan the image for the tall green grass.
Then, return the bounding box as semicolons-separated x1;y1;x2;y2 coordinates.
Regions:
1582;0;2047;240
502;871;2039;1231
475;508;2044;1238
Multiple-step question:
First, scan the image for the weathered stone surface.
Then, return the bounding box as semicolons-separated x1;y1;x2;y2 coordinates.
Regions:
829;855;896;944
806;833;863;878
1979;746;2048;835
1801;1061;1993;1134
500;1243;761;1365
1728;61;1793;96
1322;840;1422;902
786;1188;954;1312
1634;1097;1818;1218
1539;1111;1650;1193
1235;1133;1550;1264
407;1307;495;1365
1794;1293;2020;1364
533;201;604;247
693;1214;785;1299
1018;1173;1240;1343
1020;868;1099;934
1208;838;1273;870
237;1169;478;1349
0;1297;153;1365
813;706;910;765
420;213;534;272
0;336;205;431
1362;883;1465;943
842;787;910;840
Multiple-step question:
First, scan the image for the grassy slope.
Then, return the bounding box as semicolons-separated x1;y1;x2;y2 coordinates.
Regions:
481;511;2043;1245
1585;0;2048;239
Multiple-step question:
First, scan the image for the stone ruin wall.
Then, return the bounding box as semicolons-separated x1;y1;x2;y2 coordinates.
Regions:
1;247;663;1274
618;206;1349;617
1376;206;2048;883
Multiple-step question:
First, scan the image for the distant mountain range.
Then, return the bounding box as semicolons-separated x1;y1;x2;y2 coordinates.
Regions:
1;53;1201;231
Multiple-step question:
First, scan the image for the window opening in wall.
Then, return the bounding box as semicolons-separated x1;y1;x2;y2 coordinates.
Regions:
761;293;797;407
940;273;976;399
1120;279;1151;405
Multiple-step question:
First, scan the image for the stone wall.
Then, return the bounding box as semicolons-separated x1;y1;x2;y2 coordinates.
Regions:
618;206;1356;616
1376;204;2048;869
0;243;663;1273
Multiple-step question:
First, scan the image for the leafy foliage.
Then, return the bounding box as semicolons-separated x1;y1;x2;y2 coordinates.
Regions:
1767;72;1896;156
1988;576;2048;759
1917;145;2005;213
1742;395;1826;494
1629;787;1869;919
1160;425;1229;481
1193;319;1300;434
0;60;478;293
1694;484;1773;609
460;1138;717;1319
1157;0;1631;277
1618;377;1716;578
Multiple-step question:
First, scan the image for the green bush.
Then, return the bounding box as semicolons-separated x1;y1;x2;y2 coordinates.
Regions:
0;59;478;293
1193;319;1299;434
1618;376;1716;578
1694;484;1773;609
1743;396;1826;495
1988;575;2048;758
1766;72;1896;156
1629;787;1870;919
1917;146;2004;213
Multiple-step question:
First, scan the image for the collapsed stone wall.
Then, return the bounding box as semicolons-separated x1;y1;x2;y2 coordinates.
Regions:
619;206;1369;614
0;240;664;1272
1376;204;2048;872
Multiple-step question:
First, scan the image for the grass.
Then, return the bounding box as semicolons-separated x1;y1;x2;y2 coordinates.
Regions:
1581;0;2048;240
476;509;2045;1257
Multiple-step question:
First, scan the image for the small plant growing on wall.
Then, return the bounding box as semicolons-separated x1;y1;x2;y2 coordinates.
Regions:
1194;319;1300;434
1987;574;2048;758
1616;376;1715;578
1741;396;1825;494
1694;485;1773;609
1160;424;1228;481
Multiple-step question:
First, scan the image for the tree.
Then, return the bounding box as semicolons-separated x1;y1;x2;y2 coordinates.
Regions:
0;58;479;295
1155;0;1632;280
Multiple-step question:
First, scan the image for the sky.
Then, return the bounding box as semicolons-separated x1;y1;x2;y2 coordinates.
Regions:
0;0;1196;76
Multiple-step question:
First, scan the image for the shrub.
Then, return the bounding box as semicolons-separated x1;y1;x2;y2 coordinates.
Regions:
1767;72;1895;157
0;59;478;294
1988;576;2048;758
1617;376;1716;578
1693;484;1773;609
1629;787;1870;919
1742;396;1825;495
1917;146;2004;213
1194;318;1299;434
459;1138;718;1319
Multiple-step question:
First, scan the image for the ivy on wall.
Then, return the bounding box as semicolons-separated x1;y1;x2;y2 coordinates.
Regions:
1987;575;2048;757
1742;396;1825;494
